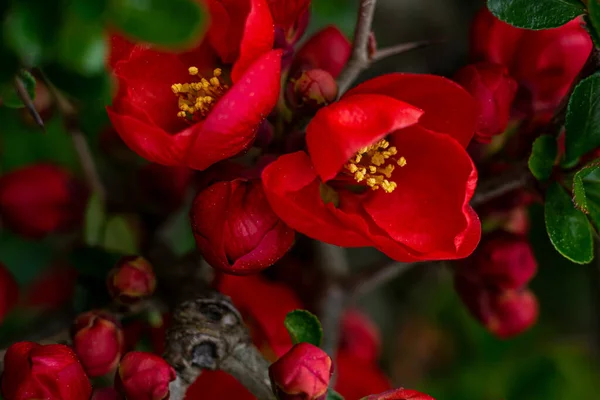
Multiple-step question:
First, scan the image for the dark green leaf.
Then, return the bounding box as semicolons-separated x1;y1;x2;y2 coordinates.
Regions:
284;310;323;347
588;1;600;47
57;12;107;76
572;161;600;229
328;390;345;400
0;231;55;286
529;135;557;181
109;0;206;47
102;215;139;254
487;0;585;29
157;205;196;257
84;193;107;247
0;70;36;109
565;74;600;164
544;182;594;264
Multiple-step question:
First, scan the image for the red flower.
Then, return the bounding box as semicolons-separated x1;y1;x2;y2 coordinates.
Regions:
454;62;517;143
71;310;125;377
454;274;538;339
107;256;157;305
334;351;391;399
0;262;18;324
363;388;435;400
262;74;481;262
217;274;303;359
1;342;92;400
115;352;176;400
0;164;87;238
107;0;282;171
190;179;295;275
269;343;333;400
291;26;351;78
471;9;592;113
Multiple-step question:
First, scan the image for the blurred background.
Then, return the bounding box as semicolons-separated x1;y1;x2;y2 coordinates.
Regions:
1;0;598;399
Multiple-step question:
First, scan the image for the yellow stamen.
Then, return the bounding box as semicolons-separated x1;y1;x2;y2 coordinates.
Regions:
171;67;229;120
343;139;406;194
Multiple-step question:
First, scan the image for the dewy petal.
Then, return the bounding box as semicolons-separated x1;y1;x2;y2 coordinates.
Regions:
363;126;480;259
231;0;275;82
261;152;368;247
182;50;282;170
306;94;423;182
345;74;477;148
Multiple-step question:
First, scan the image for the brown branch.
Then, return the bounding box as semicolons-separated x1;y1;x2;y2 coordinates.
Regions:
345;261;417;301
372;40;440;62
14;77;44;131
471;164;531;208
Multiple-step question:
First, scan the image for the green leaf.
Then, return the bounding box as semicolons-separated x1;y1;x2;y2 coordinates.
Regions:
284;310;323;347
157;205;196;257
565;74;600;164
529;135;557;180
588;1;600;47
0;70;36;108
545;182;594;264
572;161;600;229
328;390;345;400
57;12;107;76
84;193;107;247
109;0;206;47
487;0;585;29
102;215;139;254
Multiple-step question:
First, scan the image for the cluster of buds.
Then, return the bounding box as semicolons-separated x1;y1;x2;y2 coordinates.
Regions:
455;231;539;338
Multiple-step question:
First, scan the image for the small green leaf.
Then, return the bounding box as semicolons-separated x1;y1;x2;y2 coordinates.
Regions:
572;161;600;228
565;74;600;164
487;0;585;29
328;390;345;400
0;70;36;108
57;12;107;76
109;0;206;47
529;135;557;180
284;310;323;347
102;215;139;254
84;193;106;247
545;182;594;264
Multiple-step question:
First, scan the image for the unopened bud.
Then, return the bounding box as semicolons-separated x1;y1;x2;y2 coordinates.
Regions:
287;69;338;112
107;256;156;305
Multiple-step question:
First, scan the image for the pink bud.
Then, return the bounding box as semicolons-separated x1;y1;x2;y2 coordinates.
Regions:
287;69;339;112
71;310;125;377
269;343;333;400
115;352;176;400
291;26;351;78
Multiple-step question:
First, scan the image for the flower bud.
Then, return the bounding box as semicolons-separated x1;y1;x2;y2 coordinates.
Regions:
269;343;333;400
286;69;338;112
0;261;18;324
71;310;125;377
92;388;123;400
362;388;435;399
291;26;351;78
115;351;176;400
454;63;517;143
0;163;87;238
340;309;381;363
138;163;194;211
454;275;538;339
190;179;295;275
107;256;156;305
468;231;537;290
1;342;92;400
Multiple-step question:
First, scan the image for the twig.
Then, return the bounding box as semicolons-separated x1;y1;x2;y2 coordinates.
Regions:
345;261;417;301
471;165;531;208
337;0;378;94
372;40;439;62
14;77;45;130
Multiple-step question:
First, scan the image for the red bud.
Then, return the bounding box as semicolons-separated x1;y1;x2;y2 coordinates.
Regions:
269;343;333;400
287;69;338;112
1;342;92;400
0;164;87;238
291;26;351;78
362;388;435;400
107;256;156;305
190;179;295;275
115;352;176;400
71;310;125;377
0;262;18;324
454;62;517;143
339;309;381;363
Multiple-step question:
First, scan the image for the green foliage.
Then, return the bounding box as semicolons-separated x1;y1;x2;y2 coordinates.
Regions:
565;74;600;165
84;193;106;247
0;70;36;108
108;0;206;48
587;0;600;46
328;390;345;400
284;310;324;347
529;135;557;181
544;182;594;264
572;161;600;230
102;215;140;254
487;0;585;29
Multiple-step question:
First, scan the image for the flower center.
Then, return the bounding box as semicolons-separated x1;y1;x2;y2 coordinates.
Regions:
343;139;406;193
171;67;229;121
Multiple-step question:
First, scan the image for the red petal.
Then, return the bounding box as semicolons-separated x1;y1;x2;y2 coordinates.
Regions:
207;0;251;64
261;152;368;247
306;94;423;182
231;0;275;82
183;50;282;170
363;126;480;259
345;74;477;148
